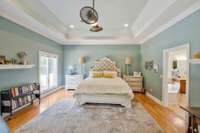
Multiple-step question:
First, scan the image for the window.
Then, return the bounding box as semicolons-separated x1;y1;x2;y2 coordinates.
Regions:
39;51;58;93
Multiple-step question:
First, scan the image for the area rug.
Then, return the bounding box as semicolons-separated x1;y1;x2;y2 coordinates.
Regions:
16;99;163;133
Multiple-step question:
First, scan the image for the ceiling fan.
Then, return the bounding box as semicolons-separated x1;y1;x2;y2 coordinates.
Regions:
80;0;103;32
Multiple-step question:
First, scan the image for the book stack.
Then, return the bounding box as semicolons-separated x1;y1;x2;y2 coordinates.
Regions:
10;86;32;97
12;96;32;109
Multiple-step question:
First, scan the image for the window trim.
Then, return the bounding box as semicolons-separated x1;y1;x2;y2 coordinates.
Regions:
38;50;59;93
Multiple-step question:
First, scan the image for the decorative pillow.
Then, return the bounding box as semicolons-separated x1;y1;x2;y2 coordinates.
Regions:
103;71;117;78
89;71;103;78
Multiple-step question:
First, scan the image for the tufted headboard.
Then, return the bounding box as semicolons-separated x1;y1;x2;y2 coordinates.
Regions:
91;57;121;76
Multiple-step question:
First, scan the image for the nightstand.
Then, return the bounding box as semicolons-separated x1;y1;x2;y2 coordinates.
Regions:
123;75;144;93
65;75;83;90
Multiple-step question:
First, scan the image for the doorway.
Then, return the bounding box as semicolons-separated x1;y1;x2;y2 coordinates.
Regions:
163;44;190;119
39;51;58;93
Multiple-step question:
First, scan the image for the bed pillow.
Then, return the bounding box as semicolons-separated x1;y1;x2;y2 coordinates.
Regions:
103;71;117;78
89;71;103;78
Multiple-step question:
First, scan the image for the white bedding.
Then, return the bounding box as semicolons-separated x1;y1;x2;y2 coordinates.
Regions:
74;77;134;108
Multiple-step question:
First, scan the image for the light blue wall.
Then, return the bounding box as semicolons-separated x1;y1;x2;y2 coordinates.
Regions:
0;17;64;89
142;9;200;106
64;45;141;77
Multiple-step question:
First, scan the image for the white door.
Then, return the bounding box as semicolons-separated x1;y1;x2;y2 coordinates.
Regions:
39;51;58;93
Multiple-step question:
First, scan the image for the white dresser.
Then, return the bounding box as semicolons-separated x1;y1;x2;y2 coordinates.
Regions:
65;75;83;90
123;75;144;93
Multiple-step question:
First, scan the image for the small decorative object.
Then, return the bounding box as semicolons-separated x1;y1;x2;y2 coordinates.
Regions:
0;55;6;64
68;65;77;75
17;52;28;65
5;59;12;64
134;72;141;77
125;57;133;76
193;51;200;59
153;63;159;72
11;58;17;64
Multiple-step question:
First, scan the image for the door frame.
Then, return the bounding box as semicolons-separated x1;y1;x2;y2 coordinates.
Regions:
162;44;190;107
38;50;59;93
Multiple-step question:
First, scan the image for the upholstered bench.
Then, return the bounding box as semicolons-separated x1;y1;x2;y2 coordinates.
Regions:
0;116;10;133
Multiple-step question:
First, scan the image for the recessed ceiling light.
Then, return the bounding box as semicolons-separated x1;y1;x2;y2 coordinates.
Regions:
124;23;129;28
69;24;75;29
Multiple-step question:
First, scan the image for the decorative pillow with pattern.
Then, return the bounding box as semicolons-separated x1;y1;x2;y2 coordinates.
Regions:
89;71;103;78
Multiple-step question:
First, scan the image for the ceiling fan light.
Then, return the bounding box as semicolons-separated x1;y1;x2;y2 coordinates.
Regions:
91;22;98;26
90;25;103;32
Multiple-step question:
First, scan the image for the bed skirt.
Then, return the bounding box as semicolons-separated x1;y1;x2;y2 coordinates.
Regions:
74;94;133;108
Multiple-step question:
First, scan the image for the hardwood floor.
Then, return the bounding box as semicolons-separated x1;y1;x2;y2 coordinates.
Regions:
135;93;187;133
6;89;187;133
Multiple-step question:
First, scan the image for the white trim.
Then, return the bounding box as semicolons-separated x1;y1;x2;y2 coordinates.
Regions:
189;59;200;64
39;51;59;58
162;44;190;107
39;50;59;92
140;1;200;44
41;85;64;98
146;92;163;105
0;64;34;70
132;0;176;38
0;1;66;44
1;1;200;45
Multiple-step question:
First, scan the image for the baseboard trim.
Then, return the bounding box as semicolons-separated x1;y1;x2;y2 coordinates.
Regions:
146;92;163;106
41;85;65;98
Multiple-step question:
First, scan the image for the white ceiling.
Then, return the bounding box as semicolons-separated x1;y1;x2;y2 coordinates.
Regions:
0;0;200;45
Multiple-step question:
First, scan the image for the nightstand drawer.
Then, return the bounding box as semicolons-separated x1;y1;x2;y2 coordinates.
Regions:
125;78;142;82
65;75;83;90
128;82;142;87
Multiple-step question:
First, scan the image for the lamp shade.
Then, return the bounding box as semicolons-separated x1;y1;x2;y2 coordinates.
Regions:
125;57;132;65
79;56;85;64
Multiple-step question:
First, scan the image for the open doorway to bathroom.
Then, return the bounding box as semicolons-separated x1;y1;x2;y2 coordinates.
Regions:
163;44;190;119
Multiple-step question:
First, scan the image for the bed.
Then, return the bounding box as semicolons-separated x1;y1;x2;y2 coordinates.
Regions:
73;57;134;108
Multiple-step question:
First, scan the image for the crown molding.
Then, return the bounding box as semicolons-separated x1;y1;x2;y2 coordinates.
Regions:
132;0;176;38
1;1;200;45
0;1;66;44
61;38;140;45
140;1;200;44
37;0;69;33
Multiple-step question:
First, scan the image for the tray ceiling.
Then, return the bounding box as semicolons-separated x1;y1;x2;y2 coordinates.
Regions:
0;0;200;45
